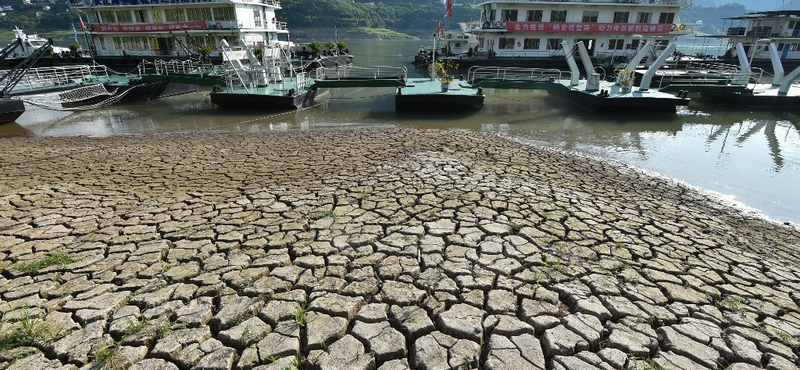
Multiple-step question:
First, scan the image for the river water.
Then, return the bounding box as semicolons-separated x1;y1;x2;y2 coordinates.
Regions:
2;40;799;225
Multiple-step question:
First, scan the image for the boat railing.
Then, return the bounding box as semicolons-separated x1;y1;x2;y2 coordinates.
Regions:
136;59;219;77
653;63;764;89
6;64;111;94
316;65;407;81
466;66;566;84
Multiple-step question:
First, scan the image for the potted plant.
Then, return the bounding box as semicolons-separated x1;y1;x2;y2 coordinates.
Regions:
429;59;458;92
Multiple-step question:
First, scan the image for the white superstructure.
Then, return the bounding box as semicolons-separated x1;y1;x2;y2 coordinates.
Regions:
716;10;800;62
67;0;289;58
470;0;692;62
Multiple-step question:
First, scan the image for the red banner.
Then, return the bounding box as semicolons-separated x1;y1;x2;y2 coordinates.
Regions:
89;21;208;33
506;22;671;34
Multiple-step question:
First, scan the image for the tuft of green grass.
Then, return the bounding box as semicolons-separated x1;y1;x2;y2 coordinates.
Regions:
0;308;55;350
308;211;335;220
716;295;747;315
295;305;307;327
92;340;121;370
16;252;74;273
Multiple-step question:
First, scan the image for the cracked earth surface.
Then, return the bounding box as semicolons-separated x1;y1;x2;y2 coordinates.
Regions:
0;129;799;370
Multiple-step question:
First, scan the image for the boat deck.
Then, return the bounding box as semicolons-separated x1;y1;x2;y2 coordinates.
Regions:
547;80;690;113
395;78;485;111
700;83;800;109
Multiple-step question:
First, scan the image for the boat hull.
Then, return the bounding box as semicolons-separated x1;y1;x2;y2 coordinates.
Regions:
395;93;484;111
699;91;800;109
0;98;25;124
210;87;325;111
546;84;688;113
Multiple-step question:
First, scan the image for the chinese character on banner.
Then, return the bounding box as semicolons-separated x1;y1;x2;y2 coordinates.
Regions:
553;24;561;31
514;23;522;31
538;23;544;30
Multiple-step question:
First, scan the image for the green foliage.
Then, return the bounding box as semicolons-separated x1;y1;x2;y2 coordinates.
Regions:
68;43;80;52
295;305;307;327
0;308;57;351
335;41;347;50
428;59;458;84
324;40;336;50
679;3;748;35
308;41;322;54
16;252;74;273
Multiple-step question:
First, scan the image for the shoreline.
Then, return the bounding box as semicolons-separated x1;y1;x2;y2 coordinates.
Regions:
1;128;799;370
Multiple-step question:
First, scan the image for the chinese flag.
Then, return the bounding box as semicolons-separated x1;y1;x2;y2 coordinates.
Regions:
445;0;452;18
78;15;86;31
437;20;441;36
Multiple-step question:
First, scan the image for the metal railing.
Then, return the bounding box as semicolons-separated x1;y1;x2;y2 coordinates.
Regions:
136;59;224;76
316;65;407;81
652;61;764;89
6;64;113;94
466;65;567;83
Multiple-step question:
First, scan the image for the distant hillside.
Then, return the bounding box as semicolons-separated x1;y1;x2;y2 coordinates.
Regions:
694;0;788;11
278;0;479;39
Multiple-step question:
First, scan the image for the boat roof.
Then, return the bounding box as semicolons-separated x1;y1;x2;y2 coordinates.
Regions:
723;10;800;20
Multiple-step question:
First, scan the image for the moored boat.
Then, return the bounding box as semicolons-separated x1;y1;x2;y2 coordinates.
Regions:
421;0;693;72
210;40;324;111
0;98;24;124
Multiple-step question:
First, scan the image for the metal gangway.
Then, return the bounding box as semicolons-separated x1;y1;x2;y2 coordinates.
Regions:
313;65;407;88
466;66;568;89
2;64;114;96
652;61;762;93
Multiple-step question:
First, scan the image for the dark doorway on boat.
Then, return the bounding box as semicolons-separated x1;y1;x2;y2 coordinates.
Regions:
156;38;173;56
575;39;596;55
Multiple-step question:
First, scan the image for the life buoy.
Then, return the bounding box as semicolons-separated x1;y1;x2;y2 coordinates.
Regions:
494;21;501;28
215;21;222;30
678;24;685;31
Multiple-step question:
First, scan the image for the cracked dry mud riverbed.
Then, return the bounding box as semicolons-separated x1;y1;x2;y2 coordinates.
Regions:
0;129;799;370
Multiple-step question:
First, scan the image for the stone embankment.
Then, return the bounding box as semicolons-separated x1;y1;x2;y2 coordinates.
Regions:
0;129;798;370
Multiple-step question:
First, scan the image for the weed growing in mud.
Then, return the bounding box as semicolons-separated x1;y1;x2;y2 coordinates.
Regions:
16;252;74;273
295;305;307;327
0;307;59;350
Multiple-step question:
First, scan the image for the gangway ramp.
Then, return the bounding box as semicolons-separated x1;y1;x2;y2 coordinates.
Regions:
313;65;407;88
467;66;564;90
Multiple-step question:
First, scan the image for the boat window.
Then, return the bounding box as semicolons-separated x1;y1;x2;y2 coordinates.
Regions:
523;38;540;50
501;10;518;22
527;10;542;22
609;39;625;50
165;9;186;22
582;11;598;23
136;10;147;23
636;12;652;24
87;11;99;23
187;8;212;22
550;10;567;23
99;10;115;23
613;12;629;23
498;38;515;49
658;12;675;24
546;38;562;50
213;7;233;21
254;9;263;27
115;10;132;23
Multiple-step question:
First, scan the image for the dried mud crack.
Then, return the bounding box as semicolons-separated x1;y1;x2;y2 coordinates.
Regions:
0;128;799;370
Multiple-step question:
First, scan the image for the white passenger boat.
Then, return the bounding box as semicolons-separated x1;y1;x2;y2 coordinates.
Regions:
431;0;693;71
